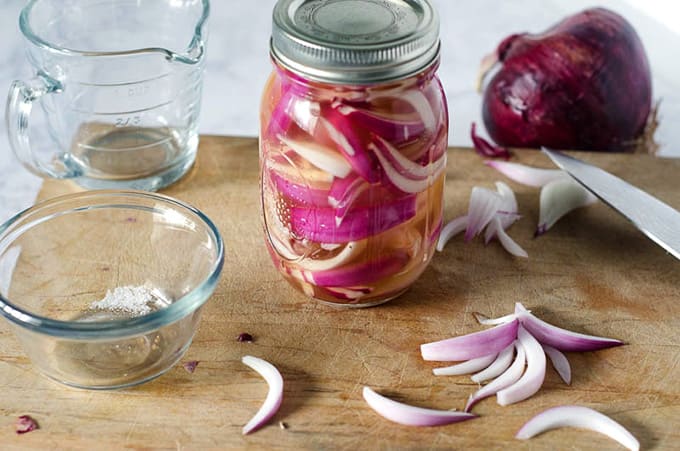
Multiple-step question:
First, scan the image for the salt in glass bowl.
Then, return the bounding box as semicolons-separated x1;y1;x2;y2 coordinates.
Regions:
0;190;224;389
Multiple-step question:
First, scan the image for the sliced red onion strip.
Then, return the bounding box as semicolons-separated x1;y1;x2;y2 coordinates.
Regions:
371;141;445;194
516;406;640;451
304;251;408;287
465;341;525;412
332;100;426;144
487;217;528;258
270;171;330;207
324;286;372;300
464;187;503;242
368;90;436;134
485;160;567;188
289;195;416;243
362;386;476;427
493;181;519;228
542;344;572;385
296;241;366;272
436;215;468;252
278;135;352;179
471;122;511;160
372;135;445;181
319;110;380;183
473;312;518;326
327;175;370;225
497;326;546;406
433;352;498;376
514;302;623;352
471;342;516;383
242;355;284;435
421;319;519;362
537;178;598;236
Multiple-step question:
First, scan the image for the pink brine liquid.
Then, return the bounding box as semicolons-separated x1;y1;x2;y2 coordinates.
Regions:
260;64;448;307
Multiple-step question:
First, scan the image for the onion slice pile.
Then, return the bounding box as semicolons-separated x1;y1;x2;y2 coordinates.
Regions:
516;405;639;451
420;303;623;411
362;386;476;427
437;181;526;257
242;355;284;435
484;160;598;235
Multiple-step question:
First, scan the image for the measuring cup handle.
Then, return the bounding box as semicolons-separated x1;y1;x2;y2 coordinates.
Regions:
6;73;77;179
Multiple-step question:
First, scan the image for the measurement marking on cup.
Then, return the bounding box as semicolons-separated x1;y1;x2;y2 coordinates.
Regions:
71;100;175;116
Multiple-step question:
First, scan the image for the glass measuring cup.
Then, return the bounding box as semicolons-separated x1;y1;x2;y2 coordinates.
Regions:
6;0;210;191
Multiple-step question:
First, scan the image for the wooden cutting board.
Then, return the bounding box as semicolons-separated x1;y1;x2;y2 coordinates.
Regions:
1;136;679;450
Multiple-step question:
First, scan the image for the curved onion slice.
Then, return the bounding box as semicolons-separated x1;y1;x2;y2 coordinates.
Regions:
484;160;567;187
486;217;528;258
242;355;284;435
473;312;518;326
304;251;408;287
362;386;476;427
471;342;516;383
289;195;416;243
493;181;520;229
371;141;445;194
497;326;546;406
278;135;352;178
516;406;639;451
324;286;372;301
372;135;445;181
318;114;379;183
332;101;426;144
296;241;366;272
465;342;525;412
465;187;503;241
328;175;370;225
436;215;468;252
471;122;511;160
421;319;519;362
515;303;623;352
537;178;598;236
542;344;572;385
433;352;498;376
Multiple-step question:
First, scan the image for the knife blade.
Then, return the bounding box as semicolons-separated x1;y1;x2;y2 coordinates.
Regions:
542;148;680;260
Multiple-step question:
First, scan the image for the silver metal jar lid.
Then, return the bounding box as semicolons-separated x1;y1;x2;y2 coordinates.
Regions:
271;0;440;84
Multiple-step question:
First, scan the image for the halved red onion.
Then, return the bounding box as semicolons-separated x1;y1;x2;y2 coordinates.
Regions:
279;135;352;179
289;195;416;243
421;319;519;362
362;386;476;427
514;303;623;352
464;187;503;241
242;355;284;435
537;178;598;236
516;406;639;451
496;326;546;406
471;342;516;383
331;100;426;144
433;352;498;376
542;344;572;385
471;122;511;160
304;251;408;287
465;341;525;412
484;160;566;187
436;215;468;252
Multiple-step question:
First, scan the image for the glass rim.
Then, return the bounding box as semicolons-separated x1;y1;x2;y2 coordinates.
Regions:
0;190;224;339
19;0;210;65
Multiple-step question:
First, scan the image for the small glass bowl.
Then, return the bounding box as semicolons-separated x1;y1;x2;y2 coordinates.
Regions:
0;190;224;389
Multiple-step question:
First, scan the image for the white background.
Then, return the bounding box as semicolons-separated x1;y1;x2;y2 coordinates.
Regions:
1;0;678;222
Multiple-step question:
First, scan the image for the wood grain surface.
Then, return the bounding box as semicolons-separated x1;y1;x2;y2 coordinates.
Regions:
1;136;679;450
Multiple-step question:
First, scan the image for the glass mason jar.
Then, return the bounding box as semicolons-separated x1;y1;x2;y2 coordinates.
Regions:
260;0;447;307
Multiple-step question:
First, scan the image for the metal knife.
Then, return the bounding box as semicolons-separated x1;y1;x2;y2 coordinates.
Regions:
542;148;680;260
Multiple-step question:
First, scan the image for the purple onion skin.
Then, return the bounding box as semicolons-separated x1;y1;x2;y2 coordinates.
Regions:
482;8;652;152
